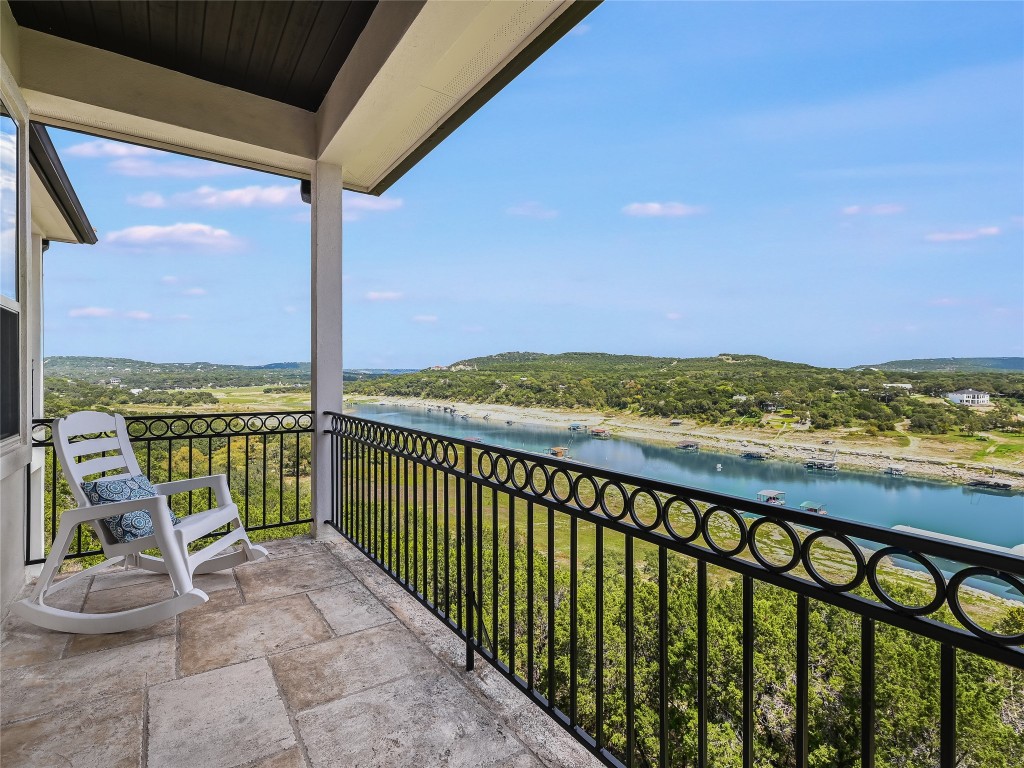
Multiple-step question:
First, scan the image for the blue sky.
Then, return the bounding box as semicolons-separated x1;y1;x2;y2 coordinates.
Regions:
45;1;1023;369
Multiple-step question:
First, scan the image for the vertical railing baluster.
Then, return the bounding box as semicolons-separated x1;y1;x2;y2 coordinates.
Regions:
464;444;474;670
409;456;417;589
626;534;635;768
403;457;409;584
509;495;516;678
433;465;439;609
527;500;535;693
547;504;556;711
422;462;428;600
796;595;809;768
477;480;484;648
941;644;956;768
698;559;707;768
570;513;578;726
743;575;754;768
659;546;668;768
261;434;267;527
188;437;195;514
491;485;498;660
596;524;604;751
862;617;875;768
243;436;250;528
456;464;463;633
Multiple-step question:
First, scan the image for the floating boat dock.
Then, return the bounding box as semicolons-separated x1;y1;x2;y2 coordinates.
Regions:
885;465;906;477
675;441;699;452
756;489;786;505
967;479;1012;491
742;451;767;460
549;446;569;458
590;428;611;439
568;424;586;432
799;501;828;515
805;459;838;471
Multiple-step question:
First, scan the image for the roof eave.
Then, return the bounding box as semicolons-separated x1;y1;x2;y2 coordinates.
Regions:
28;121;97;244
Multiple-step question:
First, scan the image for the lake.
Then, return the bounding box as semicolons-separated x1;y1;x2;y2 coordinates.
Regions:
345;402;1024;554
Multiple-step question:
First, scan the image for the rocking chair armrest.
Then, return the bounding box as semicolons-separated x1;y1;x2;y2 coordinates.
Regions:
154;474;232;508
61;495;172;527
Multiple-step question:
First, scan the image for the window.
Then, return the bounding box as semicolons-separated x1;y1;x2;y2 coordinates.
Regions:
0;99;19;439
1;101;15;301
0;308;17;438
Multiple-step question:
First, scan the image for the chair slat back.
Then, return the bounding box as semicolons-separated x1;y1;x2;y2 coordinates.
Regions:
53;412;143;510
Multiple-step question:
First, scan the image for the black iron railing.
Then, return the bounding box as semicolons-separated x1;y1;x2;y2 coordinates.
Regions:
29;411;314;564
326;412;1023;768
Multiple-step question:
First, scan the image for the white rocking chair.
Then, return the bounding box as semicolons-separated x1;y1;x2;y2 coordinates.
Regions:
15;410;268;633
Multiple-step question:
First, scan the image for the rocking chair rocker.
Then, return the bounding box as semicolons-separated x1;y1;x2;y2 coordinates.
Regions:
15;411;268;633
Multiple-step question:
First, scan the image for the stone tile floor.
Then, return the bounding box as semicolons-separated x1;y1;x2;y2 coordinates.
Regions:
1;533;600;768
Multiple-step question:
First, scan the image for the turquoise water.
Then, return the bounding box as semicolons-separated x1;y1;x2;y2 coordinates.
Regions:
346;403;1024;552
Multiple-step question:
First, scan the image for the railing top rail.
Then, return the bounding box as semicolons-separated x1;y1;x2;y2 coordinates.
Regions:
329;411;1024;576
33;410;315;445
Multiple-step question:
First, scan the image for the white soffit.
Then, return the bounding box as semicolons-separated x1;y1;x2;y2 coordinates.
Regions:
29;167;76;243
322;0;571;193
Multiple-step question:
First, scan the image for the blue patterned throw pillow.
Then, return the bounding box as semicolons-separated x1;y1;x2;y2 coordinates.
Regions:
80;474;179;543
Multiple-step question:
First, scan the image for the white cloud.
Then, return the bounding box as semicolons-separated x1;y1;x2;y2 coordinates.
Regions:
283;306;298;314
183;287;207;296
68;307;115;318
106;223;242;250
171;314;192;322
124;310;152;320
842;203;905;216
66;140;155;158
172;185;299;208
666;312;683;321
128;192;167;208
342;193;403;221
928;297;963;307
622;202;706;218
506;201;558;219
108;157;239;178
925;226;1001;243
569;23;591;36
366;291;403;301
413;314;438;323
159;275;179;285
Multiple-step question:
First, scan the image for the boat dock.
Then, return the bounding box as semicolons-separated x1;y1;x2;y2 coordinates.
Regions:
799;501;828;515
756;489;786;505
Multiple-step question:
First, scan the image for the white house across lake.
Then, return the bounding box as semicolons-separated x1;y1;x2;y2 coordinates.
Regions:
945;388;991;406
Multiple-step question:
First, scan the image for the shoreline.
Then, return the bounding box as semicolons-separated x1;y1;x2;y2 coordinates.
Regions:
344;394;1024;491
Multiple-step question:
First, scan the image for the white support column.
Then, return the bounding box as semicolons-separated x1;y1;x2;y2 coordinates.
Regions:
310;162;344;538
27;233;45;570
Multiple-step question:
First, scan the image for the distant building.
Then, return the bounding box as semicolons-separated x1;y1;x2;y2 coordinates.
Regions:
883;383;913;390
108;377;121;385
946;389;990;406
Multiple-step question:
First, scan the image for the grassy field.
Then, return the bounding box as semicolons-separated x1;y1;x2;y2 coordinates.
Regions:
127;386;311;414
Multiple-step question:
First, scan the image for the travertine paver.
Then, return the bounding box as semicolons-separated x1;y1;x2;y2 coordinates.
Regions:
296;671;535;768
270;621;435;712
0;635;175;723
148;658;295;768
0;535;601;768
0;613;70;669
178;592;331;676
306;577;395;635
235;552;355;601
0;689;144;768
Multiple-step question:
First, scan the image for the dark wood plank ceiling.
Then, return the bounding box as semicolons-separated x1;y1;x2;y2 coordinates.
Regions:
9;1;379;112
